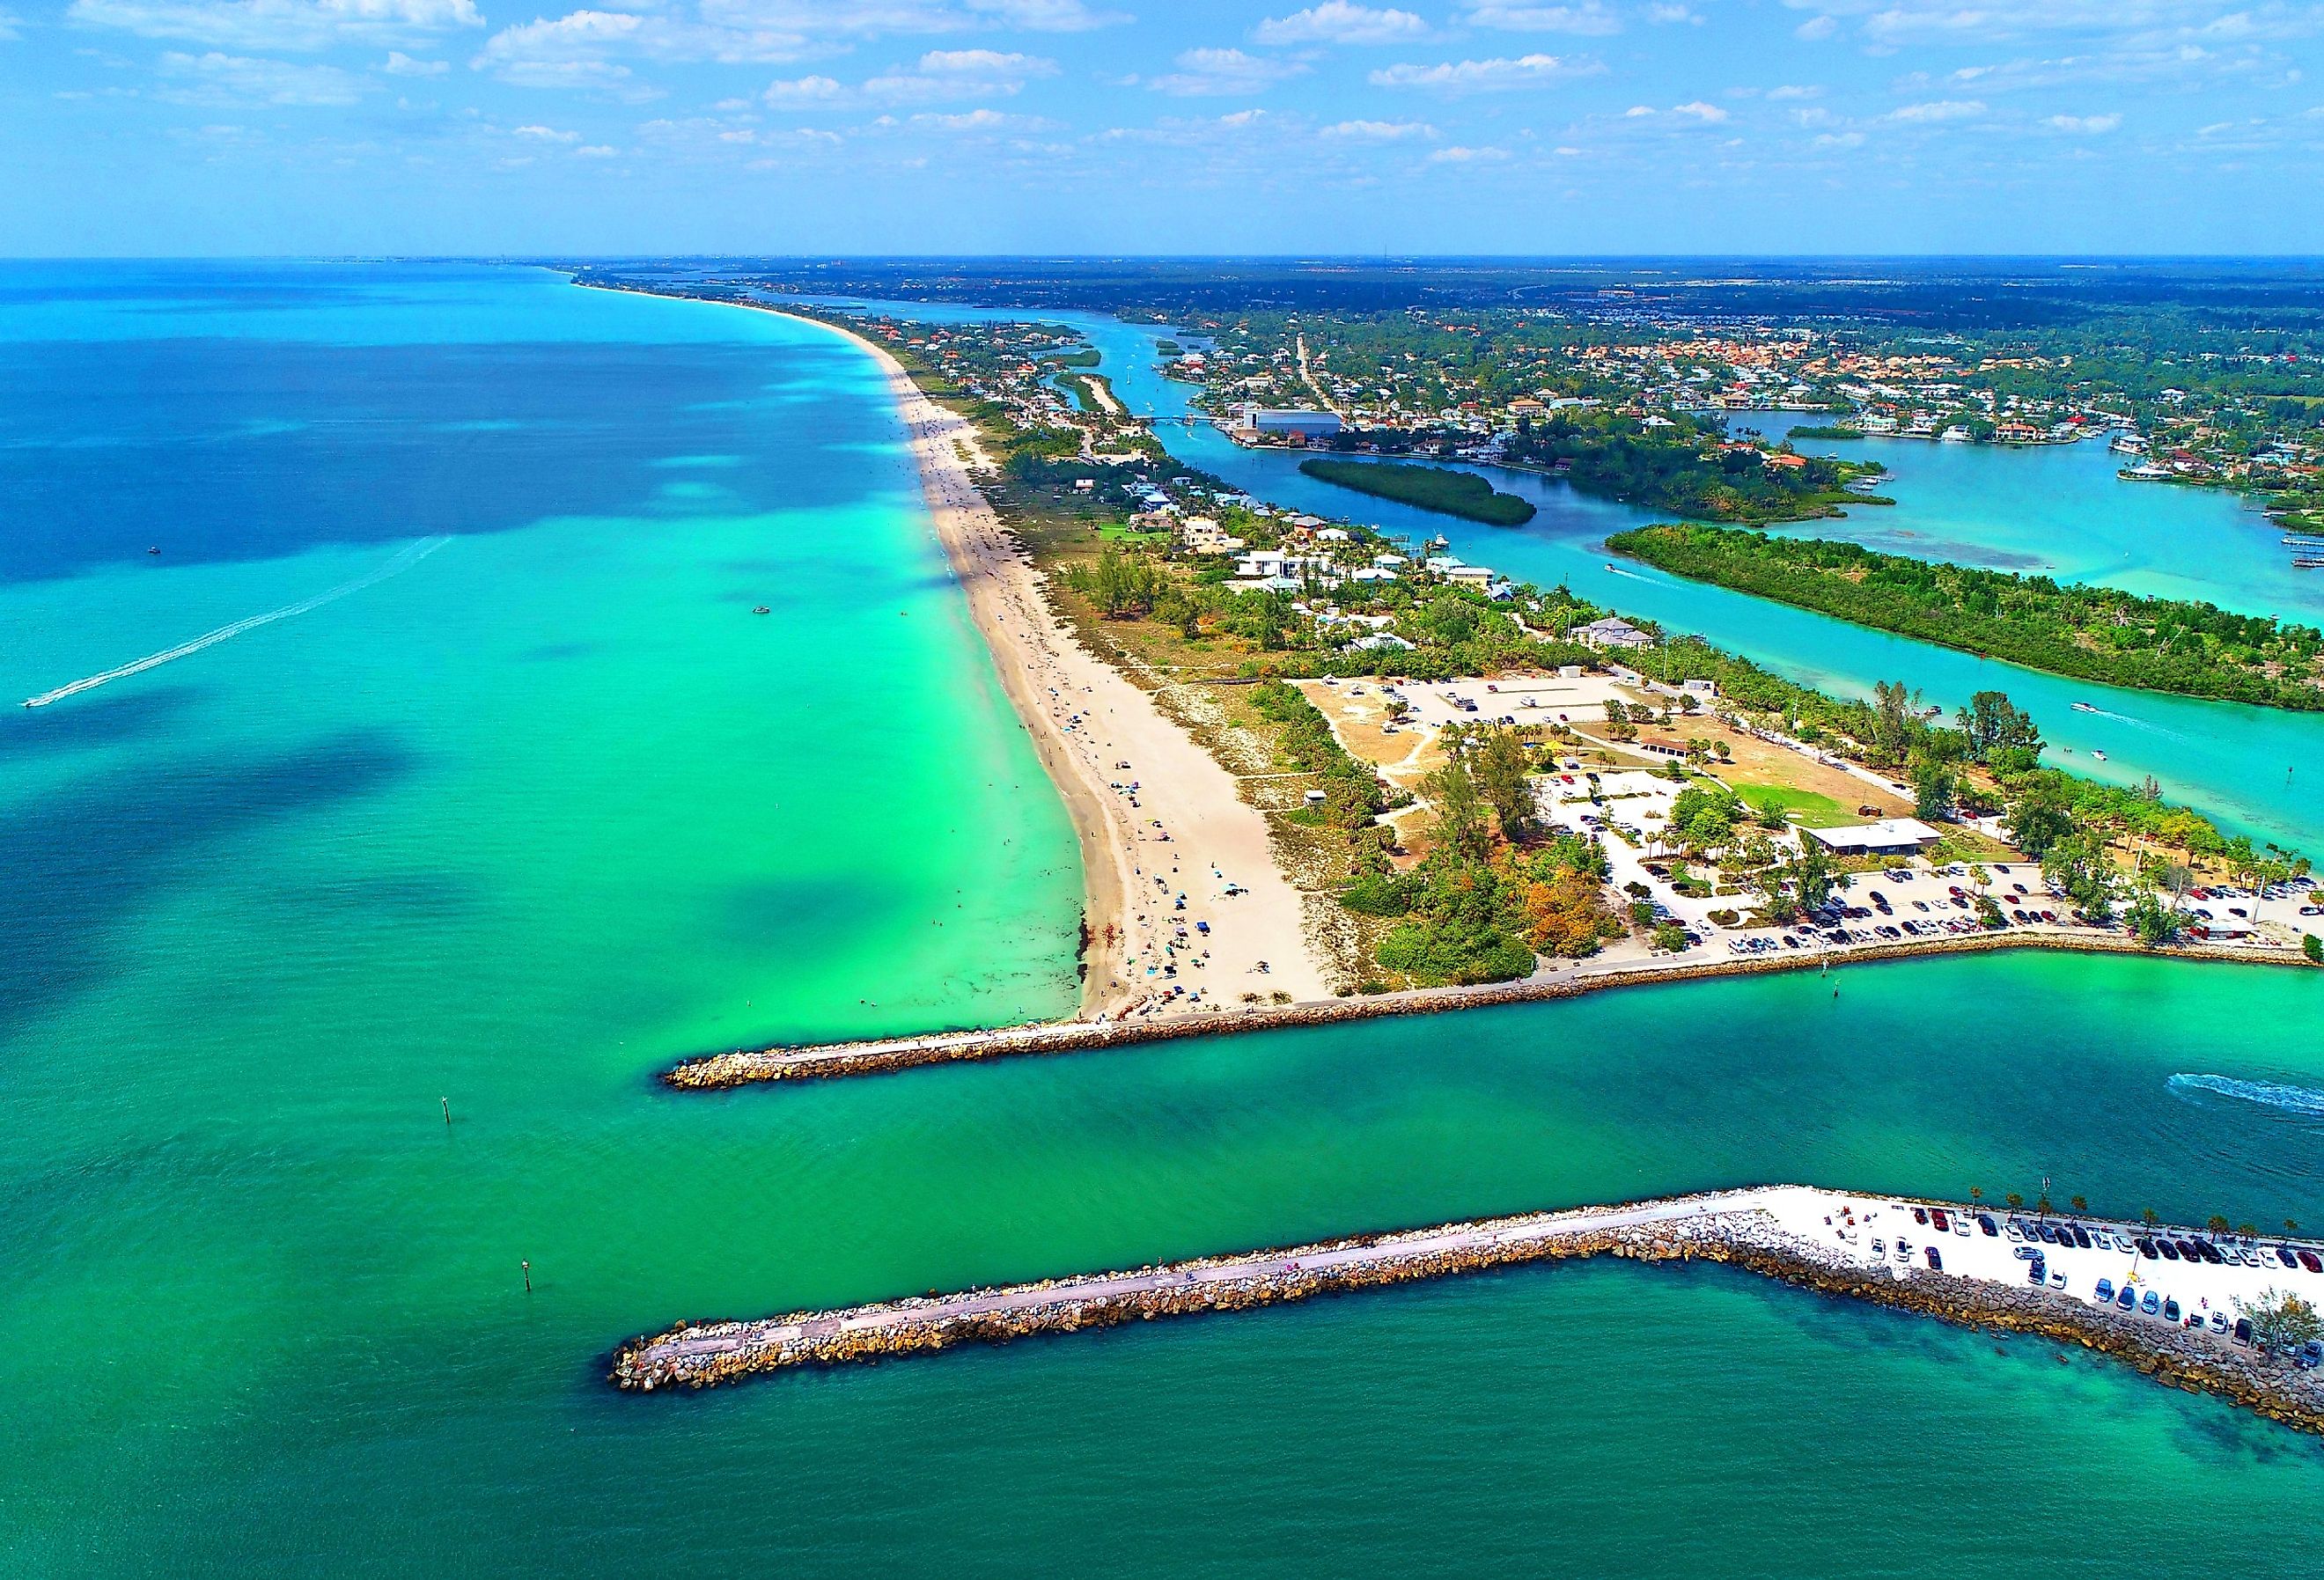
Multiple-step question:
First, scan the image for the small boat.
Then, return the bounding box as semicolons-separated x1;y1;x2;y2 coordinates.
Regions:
2091;749;2107;761
2070;702;2097;713
752;606;770;615
146;546;161;555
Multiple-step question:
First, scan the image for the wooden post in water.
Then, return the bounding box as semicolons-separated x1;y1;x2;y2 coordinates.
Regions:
441;1098;450;1127
522;1260;532;1294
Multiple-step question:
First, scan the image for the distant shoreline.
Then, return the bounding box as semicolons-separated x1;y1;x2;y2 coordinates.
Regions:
576;278;1331;1018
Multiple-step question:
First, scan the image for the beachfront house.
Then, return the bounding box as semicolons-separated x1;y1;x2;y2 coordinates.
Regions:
1802;819;1944;858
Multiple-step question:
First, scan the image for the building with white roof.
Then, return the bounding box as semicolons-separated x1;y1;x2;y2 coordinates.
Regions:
1801;819;1943;857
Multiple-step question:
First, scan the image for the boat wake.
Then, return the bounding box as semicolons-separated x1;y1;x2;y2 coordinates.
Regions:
2068;704;2186;742
2167;1073;2324;1120
21;534;453;709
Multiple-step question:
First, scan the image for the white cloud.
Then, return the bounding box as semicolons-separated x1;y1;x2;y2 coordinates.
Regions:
1254;4;1427;46
1813;130;1865;148
0;7;20;40
156;48;364;103
1370;53;1598;92
1320;116;1437;138
697;0;1125;35
1428;143;1509;160
1644;3;1699;21
864;48;1058;101
762;48;1057;106
473;9;810;94
511;121;580;140
1795;15;1836;40
1885;98;1987;122
1783;0;2323;52
381;49;445;75
69;0;481;52
1669;99;1726;121
1766;83;1820;99
1147;47;1305;96
1462;3;1622;34
909;106;1059;129
764;73;843;104
2044;111;2122;132
966;0;1123;27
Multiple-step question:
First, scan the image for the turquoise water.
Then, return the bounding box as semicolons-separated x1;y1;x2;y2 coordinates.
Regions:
1758;417;2324;626
7;266;2324;1574
800;296;2322;851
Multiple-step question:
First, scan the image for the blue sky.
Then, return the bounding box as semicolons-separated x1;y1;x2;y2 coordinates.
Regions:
6;0;2321;254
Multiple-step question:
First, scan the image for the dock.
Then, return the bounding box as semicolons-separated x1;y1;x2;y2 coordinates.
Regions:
609;1185;2324;1433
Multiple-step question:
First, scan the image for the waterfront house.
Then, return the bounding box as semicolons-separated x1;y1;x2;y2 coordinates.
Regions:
1577;616;1656;651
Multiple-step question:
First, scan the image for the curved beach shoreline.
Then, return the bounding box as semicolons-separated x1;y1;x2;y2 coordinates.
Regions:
758;300;1329;1018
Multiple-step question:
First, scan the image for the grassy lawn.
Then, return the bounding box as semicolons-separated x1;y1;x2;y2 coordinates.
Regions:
1095;522;1171;546
1725;782;1853;827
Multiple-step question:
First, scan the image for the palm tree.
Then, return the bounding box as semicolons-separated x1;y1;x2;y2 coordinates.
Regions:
2036;1194;2053;1220
2207;1214;2232;1238
2141;1208;2159;1230
2070;1195;2088;1214
1969;1187;1983;1206
2005;1192;2025;1210
2239;1223;2260;1240
2288;1219;2302;1235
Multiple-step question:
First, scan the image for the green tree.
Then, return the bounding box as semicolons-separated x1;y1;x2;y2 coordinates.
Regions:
2126;890;2182;947
1471;726;1538;844
1910;754;1958;821
2006;780;2077;859
2042;834;2121;924
2306;933;2324;965
1789;842;1835;913
1870;680;1922;768
1956;690;2042;765
1421;759;1494;864
2235;1290;2322;1356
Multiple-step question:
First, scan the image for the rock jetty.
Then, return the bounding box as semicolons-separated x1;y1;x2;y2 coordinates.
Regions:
665;934;2304;1091
607;1185;2324;1437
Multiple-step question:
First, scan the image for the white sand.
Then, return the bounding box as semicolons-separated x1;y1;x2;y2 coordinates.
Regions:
780;309;1329;1018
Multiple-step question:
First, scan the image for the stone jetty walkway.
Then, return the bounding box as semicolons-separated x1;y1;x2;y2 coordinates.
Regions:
665;932;2305;1091
614;1187;1787;1389
608;1182;2324;1439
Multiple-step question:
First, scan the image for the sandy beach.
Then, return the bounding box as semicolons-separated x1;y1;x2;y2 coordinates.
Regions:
776;308;1328;1018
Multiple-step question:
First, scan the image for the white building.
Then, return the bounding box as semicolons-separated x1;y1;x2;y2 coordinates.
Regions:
1802;819;1943;858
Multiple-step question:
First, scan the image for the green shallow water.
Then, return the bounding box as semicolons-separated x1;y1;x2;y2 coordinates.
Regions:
5;265;2324;1575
